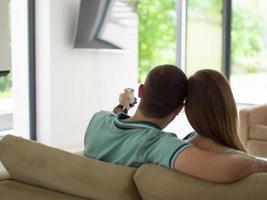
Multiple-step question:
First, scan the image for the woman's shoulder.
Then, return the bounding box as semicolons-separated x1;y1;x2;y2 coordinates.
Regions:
184;132;247;155
224;148;246;155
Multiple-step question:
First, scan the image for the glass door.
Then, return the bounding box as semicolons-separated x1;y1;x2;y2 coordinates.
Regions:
0;0;13;138
1;0;31;139
230;0;267;104
137;0;177;82
186;0;223;75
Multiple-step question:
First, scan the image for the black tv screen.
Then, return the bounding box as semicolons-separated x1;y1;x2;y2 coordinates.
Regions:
74;0;137;49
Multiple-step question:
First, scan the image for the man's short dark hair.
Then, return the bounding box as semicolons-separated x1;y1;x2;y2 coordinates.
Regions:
139;64;187;119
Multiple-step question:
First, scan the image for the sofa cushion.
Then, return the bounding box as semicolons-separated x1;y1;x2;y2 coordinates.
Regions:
247;104;267;125
0;135;141;200
0;180;89;200
134;164;267;200
249;125;267;141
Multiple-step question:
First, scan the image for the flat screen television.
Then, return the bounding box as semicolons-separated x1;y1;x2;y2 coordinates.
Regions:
74;0;137;50
0;0;11;76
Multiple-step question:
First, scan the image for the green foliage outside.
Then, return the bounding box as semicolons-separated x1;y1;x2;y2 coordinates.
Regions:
0;0;263;96
188;0;264;74
231;0;263;74
137;0;176;82
187;0;221;20
186;0;222;75
0;73;12;98
137;0;264;81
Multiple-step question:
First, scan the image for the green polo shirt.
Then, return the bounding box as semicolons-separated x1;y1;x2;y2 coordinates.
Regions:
84;111;191;169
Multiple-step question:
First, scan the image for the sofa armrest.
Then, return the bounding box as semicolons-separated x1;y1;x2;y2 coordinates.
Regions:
0;171;10;181
246;104;267;125
239;109;250;146
239;104;267;146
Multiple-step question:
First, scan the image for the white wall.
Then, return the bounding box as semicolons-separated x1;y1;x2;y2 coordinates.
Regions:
35;0;138;151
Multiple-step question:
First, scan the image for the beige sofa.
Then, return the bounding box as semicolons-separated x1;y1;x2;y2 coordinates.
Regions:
239;104;267;157
0;135;267;200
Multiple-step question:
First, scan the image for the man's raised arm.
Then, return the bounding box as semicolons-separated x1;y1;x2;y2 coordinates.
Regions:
174;147;267;183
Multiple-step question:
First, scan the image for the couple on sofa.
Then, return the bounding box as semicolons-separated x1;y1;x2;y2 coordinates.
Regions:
84;64;267;183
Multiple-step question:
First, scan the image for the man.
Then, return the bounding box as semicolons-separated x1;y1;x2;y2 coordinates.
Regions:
84;64;267;183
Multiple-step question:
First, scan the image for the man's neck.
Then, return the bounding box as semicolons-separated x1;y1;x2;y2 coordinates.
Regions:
124;109;170;130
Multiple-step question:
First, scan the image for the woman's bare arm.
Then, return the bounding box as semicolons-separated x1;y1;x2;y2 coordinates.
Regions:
174;147;267;183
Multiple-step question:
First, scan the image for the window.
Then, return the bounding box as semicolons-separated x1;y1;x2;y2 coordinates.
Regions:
137;0;177;82
0;0;32;139
186;0;223;75
230;0;267;104
137;0;267;104
185;0;267;104
0;0;12;137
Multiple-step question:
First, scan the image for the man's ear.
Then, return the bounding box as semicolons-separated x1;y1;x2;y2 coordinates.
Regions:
138;84;144;98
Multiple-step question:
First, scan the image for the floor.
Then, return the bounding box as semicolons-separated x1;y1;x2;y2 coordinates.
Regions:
0;113;12;131
0;98;13;136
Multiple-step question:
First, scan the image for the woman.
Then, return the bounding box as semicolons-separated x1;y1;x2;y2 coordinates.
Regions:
185;69;246;154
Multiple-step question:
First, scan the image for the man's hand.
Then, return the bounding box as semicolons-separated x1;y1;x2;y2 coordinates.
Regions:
119;90;137;108
174;147;267;183
119;91;132;109
113;90;137;114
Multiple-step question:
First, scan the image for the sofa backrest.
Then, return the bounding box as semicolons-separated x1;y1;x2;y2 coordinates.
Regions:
0;180;90;200
2;135;267;200
134;164;267;200
0;135;141;200
0;171;9;181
